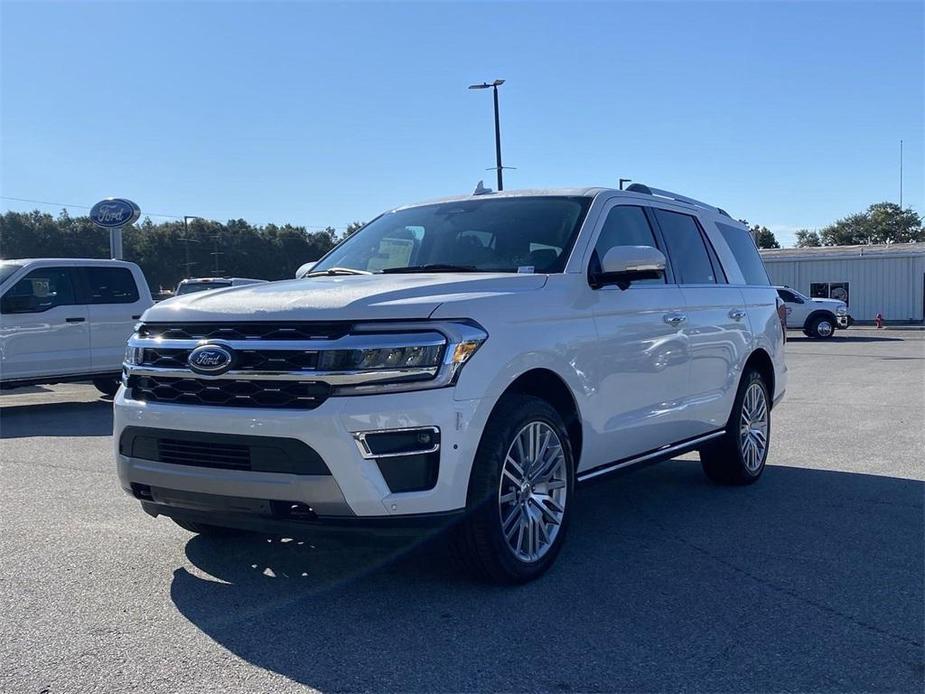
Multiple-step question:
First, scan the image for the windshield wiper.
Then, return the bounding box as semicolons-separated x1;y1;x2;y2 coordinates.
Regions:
305;267;372;277
381;264;480;274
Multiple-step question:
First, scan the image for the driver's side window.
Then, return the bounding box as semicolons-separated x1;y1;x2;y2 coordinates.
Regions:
589;205;664;284
0;267;77;314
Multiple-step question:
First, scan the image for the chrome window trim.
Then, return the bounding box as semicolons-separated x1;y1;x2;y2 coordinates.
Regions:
352;426;441;460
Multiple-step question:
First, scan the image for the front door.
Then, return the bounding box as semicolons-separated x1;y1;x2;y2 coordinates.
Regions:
584;203;690;467
0;266;91;381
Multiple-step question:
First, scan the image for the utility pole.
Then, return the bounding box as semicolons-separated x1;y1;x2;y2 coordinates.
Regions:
900;139;903;209
182;216;200;279
468;79;506;191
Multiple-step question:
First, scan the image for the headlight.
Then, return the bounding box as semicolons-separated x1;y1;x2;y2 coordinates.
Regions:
124;344;143;366
331;322;487;395
836;306;848;316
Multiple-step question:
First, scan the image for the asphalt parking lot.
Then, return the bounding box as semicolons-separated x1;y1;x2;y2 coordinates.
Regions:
1;327;922;693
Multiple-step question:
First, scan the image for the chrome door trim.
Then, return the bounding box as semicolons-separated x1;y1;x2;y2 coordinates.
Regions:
576;430;725;482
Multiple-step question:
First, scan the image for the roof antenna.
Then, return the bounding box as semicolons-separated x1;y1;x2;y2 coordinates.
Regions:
473;180;493;196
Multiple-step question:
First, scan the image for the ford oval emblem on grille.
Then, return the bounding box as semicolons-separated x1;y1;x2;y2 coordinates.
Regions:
188;345;234;375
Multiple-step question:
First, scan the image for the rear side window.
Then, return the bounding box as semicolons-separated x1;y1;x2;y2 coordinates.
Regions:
716;223;771;286
84;267;139;304
589;205;664;283
1;267;77;313
653;209;717;284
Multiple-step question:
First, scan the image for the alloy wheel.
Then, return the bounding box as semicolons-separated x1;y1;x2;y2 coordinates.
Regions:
739;382;769;472
498;421;568;562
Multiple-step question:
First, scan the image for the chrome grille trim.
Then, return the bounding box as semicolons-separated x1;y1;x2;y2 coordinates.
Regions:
125;365;440;384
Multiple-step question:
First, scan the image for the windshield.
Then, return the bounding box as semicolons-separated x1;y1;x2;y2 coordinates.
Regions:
312;196;592;274
0;262;23;285
177;281;231;295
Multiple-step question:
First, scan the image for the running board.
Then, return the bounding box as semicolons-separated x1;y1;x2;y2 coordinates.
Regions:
576;430;725;482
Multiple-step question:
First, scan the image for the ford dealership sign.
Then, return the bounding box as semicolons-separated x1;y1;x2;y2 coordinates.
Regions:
90;198;141;229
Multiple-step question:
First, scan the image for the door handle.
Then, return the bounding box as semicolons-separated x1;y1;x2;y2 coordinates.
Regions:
131;314;141;320
65;317;86;323
663;313;687;326
729;309;747;321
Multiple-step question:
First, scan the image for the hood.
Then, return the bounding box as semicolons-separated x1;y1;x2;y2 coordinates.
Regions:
810;297;846;307
143;273;548;323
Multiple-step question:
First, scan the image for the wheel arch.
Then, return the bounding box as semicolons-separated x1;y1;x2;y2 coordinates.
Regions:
743;348;775;409
484;368;584;469
804;309;837;329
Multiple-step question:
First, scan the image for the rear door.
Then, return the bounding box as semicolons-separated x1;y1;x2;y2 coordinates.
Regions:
0;265;91;380
80;266;147;372
585;202;690;463
651;208;751;438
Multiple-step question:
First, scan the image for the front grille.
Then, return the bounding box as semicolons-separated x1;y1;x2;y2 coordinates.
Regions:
139;347;319;372
158;438;251;470
128;374;330;409
137;322;352;341
120;427;331;475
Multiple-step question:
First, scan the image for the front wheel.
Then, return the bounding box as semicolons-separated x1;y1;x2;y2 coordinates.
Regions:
807;315;836;339
700;368;770;485
452;394;575;584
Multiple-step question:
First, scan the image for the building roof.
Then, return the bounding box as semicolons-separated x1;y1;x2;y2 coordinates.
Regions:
760;242;925;261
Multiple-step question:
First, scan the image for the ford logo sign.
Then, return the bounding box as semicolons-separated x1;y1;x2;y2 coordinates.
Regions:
187;345;234;375
89;198;141;229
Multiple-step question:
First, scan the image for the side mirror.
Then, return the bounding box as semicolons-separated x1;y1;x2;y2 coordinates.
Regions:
296;261;317;278
592;245;666;290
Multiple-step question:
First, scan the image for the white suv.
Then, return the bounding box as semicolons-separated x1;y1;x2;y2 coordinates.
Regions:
775;286;850;339
1;258;153;395
115;185;786;583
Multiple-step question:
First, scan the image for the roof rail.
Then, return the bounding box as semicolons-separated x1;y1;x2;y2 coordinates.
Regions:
623;183;731;218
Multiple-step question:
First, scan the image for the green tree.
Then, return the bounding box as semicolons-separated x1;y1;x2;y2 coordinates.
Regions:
819;202;923;246
344;221;365;238
750;225;780;249
0;210;339;291
794;229;821;247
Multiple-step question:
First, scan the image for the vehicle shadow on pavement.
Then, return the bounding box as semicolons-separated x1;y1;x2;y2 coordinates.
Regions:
0;400;113;438
170;461;924;693
786;334;904;343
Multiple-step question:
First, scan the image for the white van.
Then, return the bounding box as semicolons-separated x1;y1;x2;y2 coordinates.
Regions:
0;258;153;395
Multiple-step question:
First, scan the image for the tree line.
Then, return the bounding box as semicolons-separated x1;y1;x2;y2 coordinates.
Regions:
0;210;361;291
1;200;922;288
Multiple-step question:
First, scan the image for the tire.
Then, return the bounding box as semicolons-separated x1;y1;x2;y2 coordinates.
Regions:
451;394;576;584
700;368;770;485
171;518;243;536
807;314;836;339
92;378;121;397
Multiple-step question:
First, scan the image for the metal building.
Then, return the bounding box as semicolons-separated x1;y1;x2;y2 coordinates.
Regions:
759;242;925;323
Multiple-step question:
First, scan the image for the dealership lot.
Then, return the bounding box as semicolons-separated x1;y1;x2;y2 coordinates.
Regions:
1;328;922;693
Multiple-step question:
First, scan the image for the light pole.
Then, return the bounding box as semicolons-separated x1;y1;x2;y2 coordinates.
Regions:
468;79;506;191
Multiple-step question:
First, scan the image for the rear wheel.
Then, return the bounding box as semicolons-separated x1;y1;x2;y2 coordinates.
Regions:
700;368;770;485
92;378;120;397
452;394;575;584
807;315;836;339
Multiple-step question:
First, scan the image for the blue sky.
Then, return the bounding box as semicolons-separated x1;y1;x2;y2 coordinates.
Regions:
1;1;922;247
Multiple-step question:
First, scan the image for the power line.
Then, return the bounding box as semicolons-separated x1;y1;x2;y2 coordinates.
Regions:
0;195;351;229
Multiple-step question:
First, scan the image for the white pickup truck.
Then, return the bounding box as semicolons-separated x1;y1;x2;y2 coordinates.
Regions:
0;258;153;395
775;286;850;339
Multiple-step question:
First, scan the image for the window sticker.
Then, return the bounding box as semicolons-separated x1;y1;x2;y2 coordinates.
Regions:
367;237;415;272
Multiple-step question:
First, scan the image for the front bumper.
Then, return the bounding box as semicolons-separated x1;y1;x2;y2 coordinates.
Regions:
838;315;852;328
114;386;487;524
